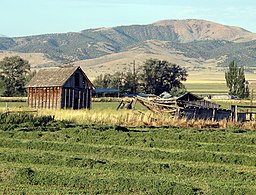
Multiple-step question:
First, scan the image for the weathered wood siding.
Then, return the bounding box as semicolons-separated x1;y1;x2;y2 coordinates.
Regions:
28;87;62;109
60;88;92;109
180;107;231;121
27;68;93;110
61;68;92;109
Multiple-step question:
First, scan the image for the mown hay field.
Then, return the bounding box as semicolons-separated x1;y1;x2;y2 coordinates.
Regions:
0;112;256;194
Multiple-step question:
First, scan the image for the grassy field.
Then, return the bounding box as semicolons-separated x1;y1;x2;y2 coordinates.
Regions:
0;113;255;194
184;83;228;94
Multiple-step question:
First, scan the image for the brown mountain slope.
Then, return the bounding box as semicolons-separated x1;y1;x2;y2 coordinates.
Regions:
74;40;220;79
152;19;252;42
0;51;60;69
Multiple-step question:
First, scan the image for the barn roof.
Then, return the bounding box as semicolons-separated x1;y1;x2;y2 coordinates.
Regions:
26;66;94;88
176;92;202;101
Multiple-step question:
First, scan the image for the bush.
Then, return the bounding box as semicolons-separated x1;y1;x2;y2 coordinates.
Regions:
0;112;70;131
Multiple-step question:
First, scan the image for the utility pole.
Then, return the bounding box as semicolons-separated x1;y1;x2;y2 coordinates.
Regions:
133;60;136;95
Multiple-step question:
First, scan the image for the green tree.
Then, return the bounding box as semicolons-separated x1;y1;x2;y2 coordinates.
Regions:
93;74;112;89
93;71;136;94
225;61;249;98
139;59;187;95
0;56;31;96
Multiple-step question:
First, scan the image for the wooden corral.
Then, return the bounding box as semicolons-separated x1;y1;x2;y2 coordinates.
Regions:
178;107;231;121
137;92;230;121
26;66;94;109
175;92;220;109
231;105;256;122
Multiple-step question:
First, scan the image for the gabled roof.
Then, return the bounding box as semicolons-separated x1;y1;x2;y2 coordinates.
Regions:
26;66;94;88
176;92;202;101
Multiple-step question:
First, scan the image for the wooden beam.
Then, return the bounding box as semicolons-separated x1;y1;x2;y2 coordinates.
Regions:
27;88;30;107
78;90;81;109
51;87;54;109
34;88;38;108
55;87;58;109
86;88;89;109
82;91;84;108
212;109;216;122
41;88;44;108
30;88;33;108
84;90;87;108
72;89;75;109
64;88;67;109
250;89;254;120
38;88;40;109
47;88;50;109
89;89;92;109
235;105;238;122
69;89;71;108
44;88;46;109
237;105;256;109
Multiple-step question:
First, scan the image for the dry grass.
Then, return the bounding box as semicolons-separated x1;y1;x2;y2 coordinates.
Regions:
2;98;256;129
0;97;27;102
36;109;256;129
38;109;171;126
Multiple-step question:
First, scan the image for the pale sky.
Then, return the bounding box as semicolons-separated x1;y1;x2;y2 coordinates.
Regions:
1;0;256;37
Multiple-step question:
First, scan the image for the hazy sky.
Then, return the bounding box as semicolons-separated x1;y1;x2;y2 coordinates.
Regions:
2;0;256;37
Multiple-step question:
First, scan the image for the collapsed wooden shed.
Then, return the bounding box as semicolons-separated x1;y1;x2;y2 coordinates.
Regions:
26;66;94;109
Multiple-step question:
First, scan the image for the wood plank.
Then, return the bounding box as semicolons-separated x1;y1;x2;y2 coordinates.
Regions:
34;88;37;108
82;91;84;108
86;88;89;109
89;89;92;109
84;90;87;108
64;88;67;109
237;105;256;109
72;89;75;109
38;88;40;109
78;91;81;109
27;88;30;107
55;87;58;109
30;88;33;108
69;89;71;108
45;88;48;109
51;87;54;109
47;88;50;109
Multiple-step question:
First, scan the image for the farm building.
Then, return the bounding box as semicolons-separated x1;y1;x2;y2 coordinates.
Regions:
93;88;119;97
26;66;94;109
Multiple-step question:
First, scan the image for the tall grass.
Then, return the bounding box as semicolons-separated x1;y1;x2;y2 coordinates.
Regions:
38;109;170;126
2;98;256;128
37;109;256;129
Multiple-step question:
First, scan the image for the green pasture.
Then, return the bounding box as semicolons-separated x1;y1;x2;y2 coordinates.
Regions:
0;101;147;111
184;83;228;94
185;82;256;95
0;113;256;194
1;99;256;113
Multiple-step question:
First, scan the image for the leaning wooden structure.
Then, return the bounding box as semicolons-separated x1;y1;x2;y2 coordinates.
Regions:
26;66;94;109
137;92;231;121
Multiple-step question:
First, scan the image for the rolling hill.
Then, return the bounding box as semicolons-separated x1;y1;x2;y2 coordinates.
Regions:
1;19;256;79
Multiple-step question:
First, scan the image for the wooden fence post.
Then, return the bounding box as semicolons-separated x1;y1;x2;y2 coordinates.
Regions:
212;109;216;122
235;105;238;122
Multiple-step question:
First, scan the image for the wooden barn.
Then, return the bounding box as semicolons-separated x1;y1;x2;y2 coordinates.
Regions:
26;66;94;109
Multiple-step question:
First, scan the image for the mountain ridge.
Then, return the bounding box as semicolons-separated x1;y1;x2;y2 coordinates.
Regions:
1;19;256;76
